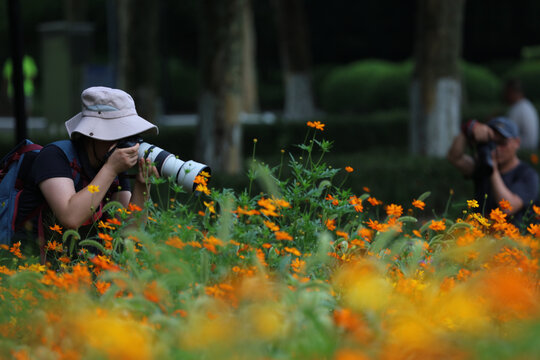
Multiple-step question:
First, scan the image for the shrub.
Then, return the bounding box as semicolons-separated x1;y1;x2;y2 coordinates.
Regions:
319;59;503;114
320;59;411;113
504;60;540;101
461;61;503;104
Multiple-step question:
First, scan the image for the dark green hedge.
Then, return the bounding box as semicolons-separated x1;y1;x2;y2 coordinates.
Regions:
320;59;502;114
504;60;540;101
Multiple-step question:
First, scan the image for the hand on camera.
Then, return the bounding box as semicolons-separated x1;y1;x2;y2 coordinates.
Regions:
469;122;495;143
106;143;140;174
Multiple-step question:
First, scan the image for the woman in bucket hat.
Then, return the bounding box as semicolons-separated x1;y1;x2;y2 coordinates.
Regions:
14;86;159;254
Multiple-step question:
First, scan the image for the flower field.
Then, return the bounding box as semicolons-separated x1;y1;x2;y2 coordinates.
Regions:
1;123;539;359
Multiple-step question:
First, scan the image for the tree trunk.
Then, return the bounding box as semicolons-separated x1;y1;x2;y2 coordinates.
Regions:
272;0;316;121
242;0;258;113
117;0;159;121
410;0;466;157
196;0;245;175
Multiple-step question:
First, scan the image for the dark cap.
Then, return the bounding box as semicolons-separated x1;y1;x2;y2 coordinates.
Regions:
487;117;519;139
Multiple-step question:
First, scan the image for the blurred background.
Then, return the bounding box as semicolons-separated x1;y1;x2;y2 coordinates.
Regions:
1;0;540;215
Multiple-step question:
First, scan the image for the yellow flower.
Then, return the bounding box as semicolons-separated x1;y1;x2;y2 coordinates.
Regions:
467;199;479;208
87;184;100;193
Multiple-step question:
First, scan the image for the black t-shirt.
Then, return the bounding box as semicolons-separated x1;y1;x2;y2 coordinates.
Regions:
15;140;131;242
474;161;539;224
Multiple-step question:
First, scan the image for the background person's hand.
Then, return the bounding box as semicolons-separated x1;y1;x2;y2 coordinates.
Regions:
470;122;495;143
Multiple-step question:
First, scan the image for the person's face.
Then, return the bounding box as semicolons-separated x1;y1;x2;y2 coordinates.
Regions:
93;139;116;158
85;138;117;166
493;132;519;165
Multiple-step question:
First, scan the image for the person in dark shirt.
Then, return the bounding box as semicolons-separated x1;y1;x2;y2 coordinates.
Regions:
15;86;159;252
447;116;539;224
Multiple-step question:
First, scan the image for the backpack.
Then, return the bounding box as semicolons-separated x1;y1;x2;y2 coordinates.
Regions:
0;139;81;246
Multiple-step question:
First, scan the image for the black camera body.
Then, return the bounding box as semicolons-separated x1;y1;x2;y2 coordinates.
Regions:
116;135;144;149
476;141;496;176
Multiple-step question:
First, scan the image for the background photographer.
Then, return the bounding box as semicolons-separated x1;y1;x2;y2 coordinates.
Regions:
447;117;539;224
14;87;159;256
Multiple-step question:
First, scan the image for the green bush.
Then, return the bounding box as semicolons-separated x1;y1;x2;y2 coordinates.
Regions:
320;60;411;113
504;60;540;101
461;61;502;104
320;59;503;114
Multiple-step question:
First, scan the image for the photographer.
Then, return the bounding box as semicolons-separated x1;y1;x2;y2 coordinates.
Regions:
447;117;539;224
15;87;159;253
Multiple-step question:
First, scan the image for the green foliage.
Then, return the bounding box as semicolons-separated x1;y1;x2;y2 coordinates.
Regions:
461;61;503;104
319;59;504;114
504;60;540;101
320;59;412;113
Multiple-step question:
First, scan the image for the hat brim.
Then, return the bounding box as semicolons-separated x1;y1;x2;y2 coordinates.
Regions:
65;113;159;141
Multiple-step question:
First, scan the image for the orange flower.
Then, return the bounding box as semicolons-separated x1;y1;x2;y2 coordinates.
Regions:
412;199;425;210
107;218;122;226
357;228;373;242
127;203;142;212
326;219;336;231
348;196;363;212
95;280;111;295
49;224;63;234
275;231;293;241
235;206;260;216
284;247;301;256
336;230;349;240
264;220;280;232
490;208;507;223
165;236;186;249
9;242;23;258
386;204;403;217
429;220;446;231
367;197;382;206
527;224;540;238
46;240;63;252
306;120;325;131
366;219;383;231
345;166;354;173
498;199;512;212
326;194;339;206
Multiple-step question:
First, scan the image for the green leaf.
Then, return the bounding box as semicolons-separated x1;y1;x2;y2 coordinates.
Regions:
78;240;106;253
417;191;431;202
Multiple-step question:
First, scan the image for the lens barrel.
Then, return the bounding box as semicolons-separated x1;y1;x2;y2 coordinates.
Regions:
138;142;210;192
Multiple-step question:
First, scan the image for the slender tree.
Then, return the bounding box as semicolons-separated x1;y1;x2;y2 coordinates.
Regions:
196;0;247;174
241;0;258;113
410;0;466;157
117;0;159;120
272;0;316;121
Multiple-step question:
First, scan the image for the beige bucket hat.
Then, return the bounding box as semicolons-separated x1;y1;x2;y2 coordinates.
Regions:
65;86;158;141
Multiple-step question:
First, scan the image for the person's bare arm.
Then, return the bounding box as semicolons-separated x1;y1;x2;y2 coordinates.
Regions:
39;145;139;229
447;133;476;177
